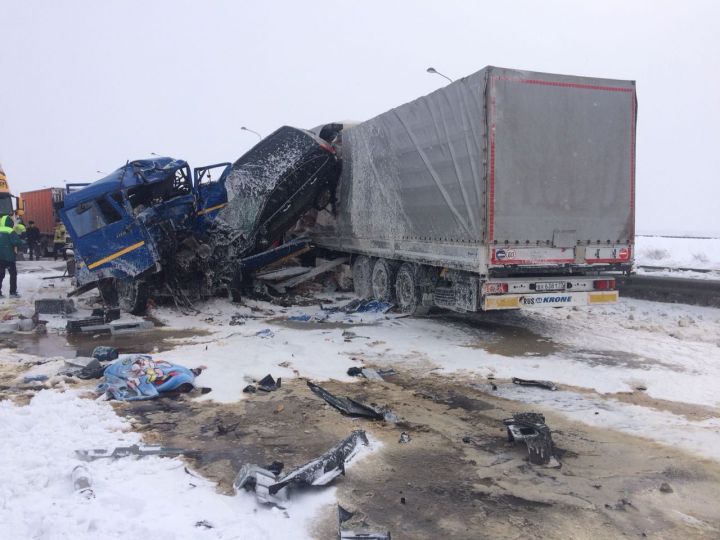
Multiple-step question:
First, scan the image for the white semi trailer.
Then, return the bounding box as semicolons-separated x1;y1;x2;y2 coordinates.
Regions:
312;66;636;313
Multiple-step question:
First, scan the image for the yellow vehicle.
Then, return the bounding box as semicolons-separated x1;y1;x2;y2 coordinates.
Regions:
0;163;25;219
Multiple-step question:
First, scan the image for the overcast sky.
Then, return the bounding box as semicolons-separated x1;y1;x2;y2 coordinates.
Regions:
1;0;718;235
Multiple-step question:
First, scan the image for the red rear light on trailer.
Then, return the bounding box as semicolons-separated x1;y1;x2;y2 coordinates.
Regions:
484;282;509;294
593;279;615;290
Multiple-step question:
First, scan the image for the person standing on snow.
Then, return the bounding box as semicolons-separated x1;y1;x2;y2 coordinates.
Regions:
53;218;67;261
26;220;41;261
0;215;23;297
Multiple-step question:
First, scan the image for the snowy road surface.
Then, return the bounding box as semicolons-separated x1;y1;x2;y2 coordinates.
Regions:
1;260;719;538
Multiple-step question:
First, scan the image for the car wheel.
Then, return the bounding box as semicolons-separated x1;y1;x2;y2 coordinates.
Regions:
371;258;399;302
394;263;428;315
352;255;374;299
117;280;149;315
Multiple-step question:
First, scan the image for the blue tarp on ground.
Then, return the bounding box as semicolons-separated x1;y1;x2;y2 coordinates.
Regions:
97;355;196;401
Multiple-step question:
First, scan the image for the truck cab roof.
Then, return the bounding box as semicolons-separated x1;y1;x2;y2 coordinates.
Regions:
64;157;189;208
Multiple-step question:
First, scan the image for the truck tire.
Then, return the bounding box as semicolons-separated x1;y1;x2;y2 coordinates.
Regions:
117;280;149;315
371;258;399;302
352;255;374;299
394;263;428;315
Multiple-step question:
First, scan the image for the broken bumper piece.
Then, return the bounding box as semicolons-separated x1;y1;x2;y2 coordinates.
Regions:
307;381;394;421
512;377;558;391
503;412;559;467
234;430;369;506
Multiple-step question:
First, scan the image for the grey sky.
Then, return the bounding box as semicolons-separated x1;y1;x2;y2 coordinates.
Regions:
2;0;718;235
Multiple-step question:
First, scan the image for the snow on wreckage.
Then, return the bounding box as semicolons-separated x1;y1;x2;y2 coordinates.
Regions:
60;126;340;314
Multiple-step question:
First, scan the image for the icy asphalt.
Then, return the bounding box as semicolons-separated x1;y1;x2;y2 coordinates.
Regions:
1;259;719;538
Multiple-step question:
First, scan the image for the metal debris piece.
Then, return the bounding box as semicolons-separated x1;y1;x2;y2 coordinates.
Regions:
347;367;397;380
503;412;558;466
235;431;369;506
398;432;411;444
76;444;199;461
338;504;392;540
257;374;281;392
307;381;386;420
35;298;76;315
269;430;369;495
512;377;558;391
270;257;349;293
234;464;289;507
243;384;257;393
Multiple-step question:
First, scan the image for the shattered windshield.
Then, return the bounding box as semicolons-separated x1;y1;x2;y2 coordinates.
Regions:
217;128;314;236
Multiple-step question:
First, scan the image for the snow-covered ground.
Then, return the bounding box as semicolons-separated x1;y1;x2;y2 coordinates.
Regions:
635;235;720;278
2;259;720;538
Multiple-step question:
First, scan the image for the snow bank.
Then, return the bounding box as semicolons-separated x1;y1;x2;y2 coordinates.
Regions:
0;390;337;539
636;235;720;271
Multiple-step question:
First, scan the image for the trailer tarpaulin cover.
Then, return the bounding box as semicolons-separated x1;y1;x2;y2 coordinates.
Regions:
335;69;488;246
317;66;636;268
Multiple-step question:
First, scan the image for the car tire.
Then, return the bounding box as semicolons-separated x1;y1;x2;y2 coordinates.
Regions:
352;255;374;299
371;258;399;302
394;263;429;315
117;280;149;315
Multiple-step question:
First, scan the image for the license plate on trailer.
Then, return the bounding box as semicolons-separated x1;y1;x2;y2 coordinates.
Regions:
535;281;566;292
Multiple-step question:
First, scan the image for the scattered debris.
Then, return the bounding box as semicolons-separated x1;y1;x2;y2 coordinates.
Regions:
347;367;397;380
338;505;392;540
229;313;246;326
659;482;674;493
59;357;105;379
234;430;369;506
97;355;201;401
243;384;257;393
257;374;282;392
274;404;285;414
194;520;214;529
512;377;558;391
399;432;411;444
92;345;119;362
325;299;393;315
255;329;274;338
504;412;559;467
307;381;391;421
22;374;49;383
67;318;154;335
71;465;94;499
34;298;76;315
91;307;121;322
270;257;349;293
76;444;199;461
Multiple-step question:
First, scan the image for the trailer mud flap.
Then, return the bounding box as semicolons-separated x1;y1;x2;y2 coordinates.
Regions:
483;290;618;310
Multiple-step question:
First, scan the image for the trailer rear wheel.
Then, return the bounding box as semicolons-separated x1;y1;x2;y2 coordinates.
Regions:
394;263;428;315
371;258;398;302
352;255;374;299
117;280;149;315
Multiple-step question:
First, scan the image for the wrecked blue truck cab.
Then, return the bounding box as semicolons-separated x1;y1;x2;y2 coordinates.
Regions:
62;157;229;282
61;127;340;313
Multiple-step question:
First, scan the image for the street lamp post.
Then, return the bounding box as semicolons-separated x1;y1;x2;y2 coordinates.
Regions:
426;67;453;83
241;126;262;140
